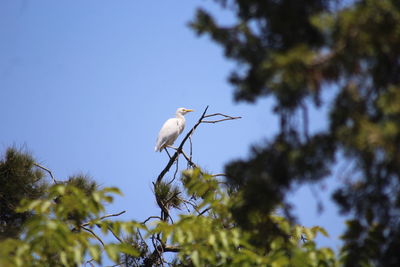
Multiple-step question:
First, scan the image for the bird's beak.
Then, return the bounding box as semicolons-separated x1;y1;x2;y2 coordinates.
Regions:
185;109;194;112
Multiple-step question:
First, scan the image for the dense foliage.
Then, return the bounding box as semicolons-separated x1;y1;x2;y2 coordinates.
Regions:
0;149;336;266
0;148;48;240
191;0;400;266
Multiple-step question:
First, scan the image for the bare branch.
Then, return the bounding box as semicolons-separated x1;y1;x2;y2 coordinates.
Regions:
159;245;180;253
189;135;193;164
85;259;95;267
167;156;179;185
156;106;209;184
199;207;211;216
136;228;149;251
33;163;58;184
156;107;241;184
180;198;201;215
147;106;241;266
201;117;241;123
202;117;242;123
203;113;241;119
151;235;164;266
202;113;241;123
180;149;198;168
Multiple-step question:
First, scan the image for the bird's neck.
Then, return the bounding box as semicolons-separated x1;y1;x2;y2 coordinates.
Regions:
176;113;185;120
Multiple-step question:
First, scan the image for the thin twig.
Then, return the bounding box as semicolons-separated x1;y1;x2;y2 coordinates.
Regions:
189;135;193;163
107;225;123;243
85;259;95;267
202;113;241;123
199;207;211;216
142;216;163;224
180;149;197;168
82;226;105;247
167;156;179;185
158;245;180;253
201;117;242;123
151;235;164;266
33;163;58;184
81;211;126;228
180;198;200;215
182;200;191;213
137;228;149;251
203;113;240;119
164;148;172;159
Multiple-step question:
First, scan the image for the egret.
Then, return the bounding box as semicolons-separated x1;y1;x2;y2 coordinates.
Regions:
155;108;194;153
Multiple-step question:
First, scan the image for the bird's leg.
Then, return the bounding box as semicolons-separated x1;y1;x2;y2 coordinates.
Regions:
164;148;172;159
166;145;179;151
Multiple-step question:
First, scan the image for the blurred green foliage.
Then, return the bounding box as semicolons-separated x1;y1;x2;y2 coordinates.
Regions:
0;148;48;240
0;149;337;266
191;0;400;265
0;183;140;266
155;169;337;267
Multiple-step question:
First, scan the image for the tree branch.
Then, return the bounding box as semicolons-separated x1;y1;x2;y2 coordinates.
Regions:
147;106;241;266
199;207;211;216
167;157;179;185
33;163;58;184
82;226;105;247
107;225;123;243
180;149;198;168
141;216;162;224
201;113;242;123
80;211;126;228
159;245;180;253
156;106;241;184
156;106;209;183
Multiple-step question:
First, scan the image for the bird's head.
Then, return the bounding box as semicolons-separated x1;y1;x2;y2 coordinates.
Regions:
176;107;194;115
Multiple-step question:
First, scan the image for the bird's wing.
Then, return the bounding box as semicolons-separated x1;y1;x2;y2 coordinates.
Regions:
155;118;180;151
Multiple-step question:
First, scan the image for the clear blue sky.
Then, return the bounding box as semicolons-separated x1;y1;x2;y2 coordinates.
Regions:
1;0;344;254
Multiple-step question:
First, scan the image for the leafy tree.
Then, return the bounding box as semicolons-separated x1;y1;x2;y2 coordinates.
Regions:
0;109;337;266
191;0;400;266
0;183;140;267
0;155;336;267
0;148;48;240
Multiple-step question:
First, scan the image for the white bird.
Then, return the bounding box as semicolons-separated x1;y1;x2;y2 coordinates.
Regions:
155;107;194;152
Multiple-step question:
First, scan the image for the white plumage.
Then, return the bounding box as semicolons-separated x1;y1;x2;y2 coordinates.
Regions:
155;107;194;152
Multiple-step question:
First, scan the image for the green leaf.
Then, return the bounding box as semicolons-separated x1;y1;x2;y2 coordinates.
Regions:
116;243;139;257
191;250;200;266
105;244;120;262
88;245;102;262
